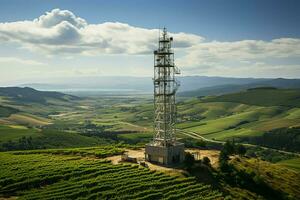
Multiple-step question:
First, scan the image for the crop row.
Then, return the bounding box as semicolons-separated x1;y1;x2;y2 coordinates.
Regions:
0;148;222;199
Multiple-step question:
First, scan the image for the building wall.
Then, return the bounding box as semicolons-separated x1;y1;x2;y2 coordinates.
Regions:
145;143;185;165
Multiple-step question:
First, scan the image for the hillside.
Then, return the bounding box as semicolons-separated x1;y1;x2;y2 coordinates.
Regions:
172;88;300;146
203;87;300;107
0;87;79;104
0;105;18;117
0;146;223;200
230;157;300;199
0;87;299;199
0;87;109;150
1;87;300;151
179;78;300;97
0;146;299;200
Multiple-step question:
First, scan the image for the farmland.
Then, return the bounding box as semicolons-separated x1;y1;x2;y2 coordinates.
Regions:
1;87;300;148
0;87;300;199
0;146;222;200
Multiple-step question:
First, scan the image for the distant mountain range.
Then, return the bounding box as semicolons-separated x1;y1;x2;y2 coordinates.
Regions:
0;87;79;104
17;76;300;96
179;78;300;97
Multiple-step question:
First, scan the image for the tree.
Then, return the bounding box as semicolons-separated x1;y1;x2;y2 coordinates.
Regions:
196;140;206;147
223;140;235;155
236;144;246;156
184;152;195;169
202;156;211;166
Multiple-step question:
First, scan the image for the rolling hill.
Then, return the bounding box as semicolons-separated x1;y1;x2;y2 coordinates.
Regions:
0;86;299;199
179;78;300;97
0;105;18;117
0;87;79;104
0;87;108;150
203;87;300;107
174;88;300;144
1;87;300;153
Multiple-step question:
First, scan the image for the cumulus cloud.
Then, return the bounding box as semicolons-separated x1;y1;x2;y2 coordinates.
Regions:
0;8;299;78
177;38;300;76
178;39;300;66
0;8;202;55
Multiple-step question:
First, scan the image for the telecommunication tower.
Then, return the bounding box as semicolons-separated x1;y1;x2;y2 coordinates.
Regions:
145;28;185;165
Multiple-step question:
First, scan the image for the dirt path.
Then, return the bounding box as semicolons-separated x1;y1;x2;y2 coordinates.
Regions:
178;129;300;157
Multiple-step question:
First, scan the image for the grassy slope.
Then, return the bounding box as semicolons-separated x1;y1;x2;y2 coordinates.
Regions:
277;158;300;172
176;88;300;141
231;157;300;199
0;125;40;142
0;124;105;148
35;130;106;148
1;88;300;147
6;113;51;126
203;88;300;107
0;93;153;148
0;95;110;148
0;105;18;117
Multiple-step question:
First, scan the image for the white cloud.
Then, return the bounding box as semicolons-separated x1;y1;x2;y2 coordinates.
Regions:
0;9;202;55
178;39;300;66
177;38;300;77
0;8;299;78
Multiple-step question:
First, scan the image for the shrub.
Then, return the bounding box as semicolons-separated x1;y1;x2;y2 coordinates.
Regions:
184;152;195;169
202;156;211;166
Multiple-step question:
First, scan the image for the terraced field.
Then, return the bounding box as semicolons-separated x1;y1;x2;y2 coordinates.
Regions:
0;147;222;200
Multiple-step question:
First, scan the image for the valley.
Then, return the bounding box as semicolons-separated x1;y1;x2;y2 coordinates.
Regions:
0;86;300;199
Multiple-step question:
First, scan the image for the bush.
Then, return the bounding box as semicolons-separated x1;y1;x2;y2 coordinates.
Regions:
184;152;195;169
202;156;211;166
236;144;246;156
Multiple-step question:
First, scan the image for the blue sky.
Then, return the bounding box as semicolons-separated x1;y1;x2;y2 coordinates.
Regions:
1;0;299;40
0;0;300;85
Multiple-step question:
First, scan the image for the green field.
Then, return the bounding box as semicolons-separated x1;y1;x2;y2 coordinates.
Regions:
175;88;300;141
277;158;300;172
0;87;300;199
1;87;300;149
0;147;222;200
0;125;40;142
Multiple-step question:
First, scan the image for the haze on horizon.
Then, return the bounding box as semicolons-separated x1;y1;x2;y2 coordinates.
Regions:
0;0;300;86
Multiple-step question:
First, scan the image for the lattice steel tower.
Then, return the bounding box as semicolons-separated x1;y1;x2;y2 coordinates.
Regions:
145;28;184;165
153;28;180;146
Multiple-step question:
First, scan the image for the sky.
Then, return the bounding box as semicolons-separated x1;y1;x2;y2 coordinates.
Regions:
0;0;300;85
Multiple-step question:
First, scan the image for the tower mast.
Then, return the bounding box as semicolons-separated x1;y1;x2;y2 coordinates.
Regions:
145;28;184;165
153;27;180;146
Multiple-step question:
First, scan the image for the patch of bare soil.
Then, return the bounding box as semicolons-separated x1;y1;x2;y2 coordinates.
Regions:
105;148;220;173
186;149;220;168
